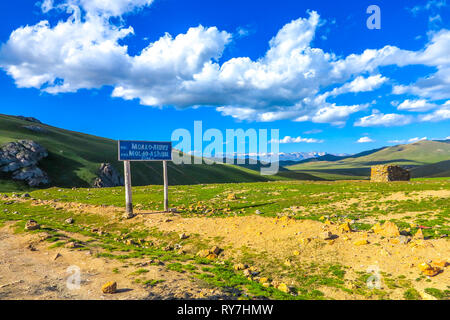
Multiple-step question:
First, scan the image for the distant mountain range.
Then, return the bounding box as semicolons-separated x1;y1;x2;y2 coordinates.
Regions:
210;151;344;163
1;113;448;192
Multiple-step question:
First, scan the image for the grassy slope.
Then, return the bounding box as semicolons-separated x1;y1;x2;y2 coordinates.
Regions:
286;140;450;180
411;160;450;178
0;114;294;191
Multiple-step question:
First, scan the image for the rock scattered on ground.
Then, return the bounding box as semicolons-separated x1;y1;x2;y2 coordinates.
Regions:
22;125;48;133
418;262;442;277
16;116;42;124
277;283;290;293
65;218;74;224
0;140;49;187
65;241;82;249
101;281;117;294
320;231;333;240
197;246;222;259
93;163;123;188
372;221;400;237
414;228;425;239
25;220;40;231
179;233;189;240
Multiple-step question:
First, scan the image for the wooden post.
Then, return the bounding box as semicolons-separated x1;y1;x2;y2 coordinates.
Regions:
124;160;133;217
163;160;169;212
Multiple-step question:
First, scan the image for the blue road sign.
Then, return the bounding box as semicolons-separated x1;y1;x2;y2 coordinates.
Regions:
118;140;172;161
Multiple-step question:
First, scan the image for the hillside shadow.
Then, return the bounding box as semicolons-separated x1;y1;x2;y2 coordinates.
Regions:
363;159;422;166
39;152;91;188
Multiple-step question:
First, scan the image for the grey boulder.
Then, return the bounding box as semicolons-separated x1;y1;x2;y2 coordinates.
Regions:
93;163;124;188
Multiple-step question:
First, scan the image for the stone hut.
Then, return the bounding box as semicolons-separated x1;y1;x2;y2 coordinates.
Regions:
370;165;410;182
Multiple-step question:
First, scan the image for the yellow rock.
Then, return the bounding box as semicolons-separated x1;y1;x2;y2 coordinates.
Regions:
259;277;269;284
353;239;369;246
418;262;441;277
320;231;333;240
371;222;383;234
383;221;401;237
196;249;210;258
338;222;353;233
249;266;258;272
210;246;221;255
227;193;237;200
299;238;311;245
206;253;218;260
432;260;449;268
372;221;400;237
277;283;290;293
101;281;117;294
234;263;247;271
418;262;429;272
413;228;424;240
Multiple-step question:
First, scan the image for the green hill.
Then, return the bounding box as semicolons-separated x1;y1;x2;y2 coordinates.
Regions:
286;140;450;180
411;160;450;178
0;114;293;191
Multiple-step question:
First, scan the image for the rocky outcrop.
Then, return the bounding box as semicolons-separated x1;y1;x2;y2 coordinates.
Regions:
12;166;50;187
0;140;50;187
16;116;42;124
23;125;48;133
93;163;123;188
370;165;410;182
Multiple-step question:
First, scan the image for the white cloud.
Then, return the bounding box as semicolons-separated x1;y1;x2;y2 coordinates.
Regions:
407;0;447;29
0;16;134;92
397;99;438;112
388;137;428;144
357;136;375;143
326;74;388;97
42;0;154;17
408;137;428;143
419;103;450;121
1;6;450;125
271;136;324;144
391;30;450;100
41;0;53;13
355;110;413;127
311;104;368;126
304;129;323;134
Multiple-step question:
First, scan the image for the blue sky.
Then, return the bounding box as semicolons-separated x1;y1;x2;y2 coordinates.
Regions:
0;0;449;155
